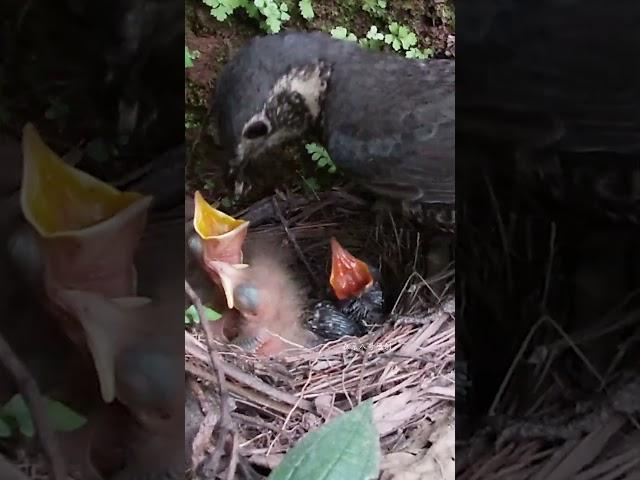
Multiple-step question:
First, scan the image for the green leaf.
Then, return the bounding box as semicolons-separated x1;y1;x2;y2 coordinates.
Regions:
331;27;348;39
185;305;222;324
0;418;11;437
366;26;383;40
269;401;380;480
44;398;87;433
299;0;314;19
185;47;194;68
211;5;231;21
401;32;417;50
0;394;86;437
267;18;281;32
302;176;320;192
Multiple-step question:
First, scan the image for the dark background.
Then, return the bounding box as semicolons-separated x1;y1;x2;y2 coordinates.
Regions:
0;0;184;477
456;0;640;467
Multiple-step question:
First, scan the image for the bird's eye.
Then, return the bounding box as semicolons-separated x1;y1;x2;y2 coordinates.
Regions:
242;120;270;139
234;283;260;315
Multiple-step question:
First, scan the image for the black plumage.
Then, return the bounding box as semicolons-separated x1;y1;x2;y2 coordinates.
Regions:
457;0;640;223
309;282;384;342
211;31;454;209
309;239;385;342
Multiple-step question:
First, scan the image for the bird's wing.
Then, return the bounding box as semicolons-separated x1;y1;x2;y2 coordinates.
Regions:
457;0;640;153
324;58;454;204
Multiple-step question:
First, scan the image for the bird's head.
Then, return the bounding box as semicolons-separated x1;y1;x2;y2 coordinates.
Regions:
207;245;302;325
212;53;331;193
19;123;152;298
329;237;375;300
191;191;249;269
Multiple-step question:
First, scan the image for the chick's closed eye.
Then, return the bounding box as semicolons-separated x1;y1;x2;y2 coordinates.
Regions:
234;282;260;315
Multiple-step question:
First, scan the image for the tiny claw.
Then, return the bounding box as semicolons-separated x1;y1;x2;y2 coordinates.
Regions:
231;335;263;354
329;237;374;300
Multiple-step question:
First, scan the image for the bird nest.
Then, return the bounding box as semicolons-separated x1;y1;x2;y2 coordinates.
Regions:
456;298;640;479
456;368;640;480
184;189;455;479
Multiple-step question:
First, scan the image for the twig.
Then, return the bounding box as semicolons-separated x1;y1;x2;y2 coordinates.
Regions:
266;369;314;456
272;196;320;290
185;280;235;477
185;332;314;411
356;346;370;404
185;361;303;416
0;333;66;480
226;430;239;480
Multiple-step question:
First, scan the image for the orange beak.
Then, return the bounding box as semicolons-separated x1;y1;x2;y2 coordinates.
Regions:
329;237;374;300
193;191;249;271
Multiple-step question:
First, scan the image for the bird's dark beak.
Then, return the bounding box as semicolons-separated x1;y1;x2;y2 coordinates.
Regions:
329;237;374;300
227;155;251;199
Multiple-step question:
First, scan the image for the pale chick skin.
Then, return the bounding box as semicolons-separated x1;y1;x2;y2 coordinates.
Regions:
210;240;319;356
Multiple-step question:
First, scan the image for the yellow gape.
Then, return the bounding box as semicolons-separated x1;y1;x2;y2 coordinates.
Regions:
20;123;146;237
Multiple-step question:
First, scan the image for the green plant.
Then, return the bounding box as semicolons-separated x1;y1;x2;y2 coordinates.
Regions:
254;0;290;33
306;143;337;173
359;25;384;50
185;47;200;68
185;305;222;325
330;26;357;42
269;401;380;480
384;22;418;52
185;112;199;130
219;196;233;209
0;394;86;438
300;175;320;194
362;0;386;17
202;0;288;32
405;46;434;60
202;0;242;21
299;0;314;20
435;2;455;26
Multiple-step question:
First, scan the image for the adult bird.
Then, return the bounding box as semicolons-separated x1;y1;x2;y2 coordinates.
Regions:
456;0;640;223
210;31;454;216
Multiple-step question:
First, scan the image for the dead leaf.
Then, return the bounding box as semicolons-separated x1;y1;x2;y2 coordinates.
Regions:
380;410;454;480
373;391;429;437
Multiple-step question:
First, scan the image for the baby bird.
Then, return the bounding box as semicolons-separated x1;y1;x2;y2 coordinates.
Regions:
208;241;319;356
191;190;249;267
311;237;384;340
185;191;250;341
